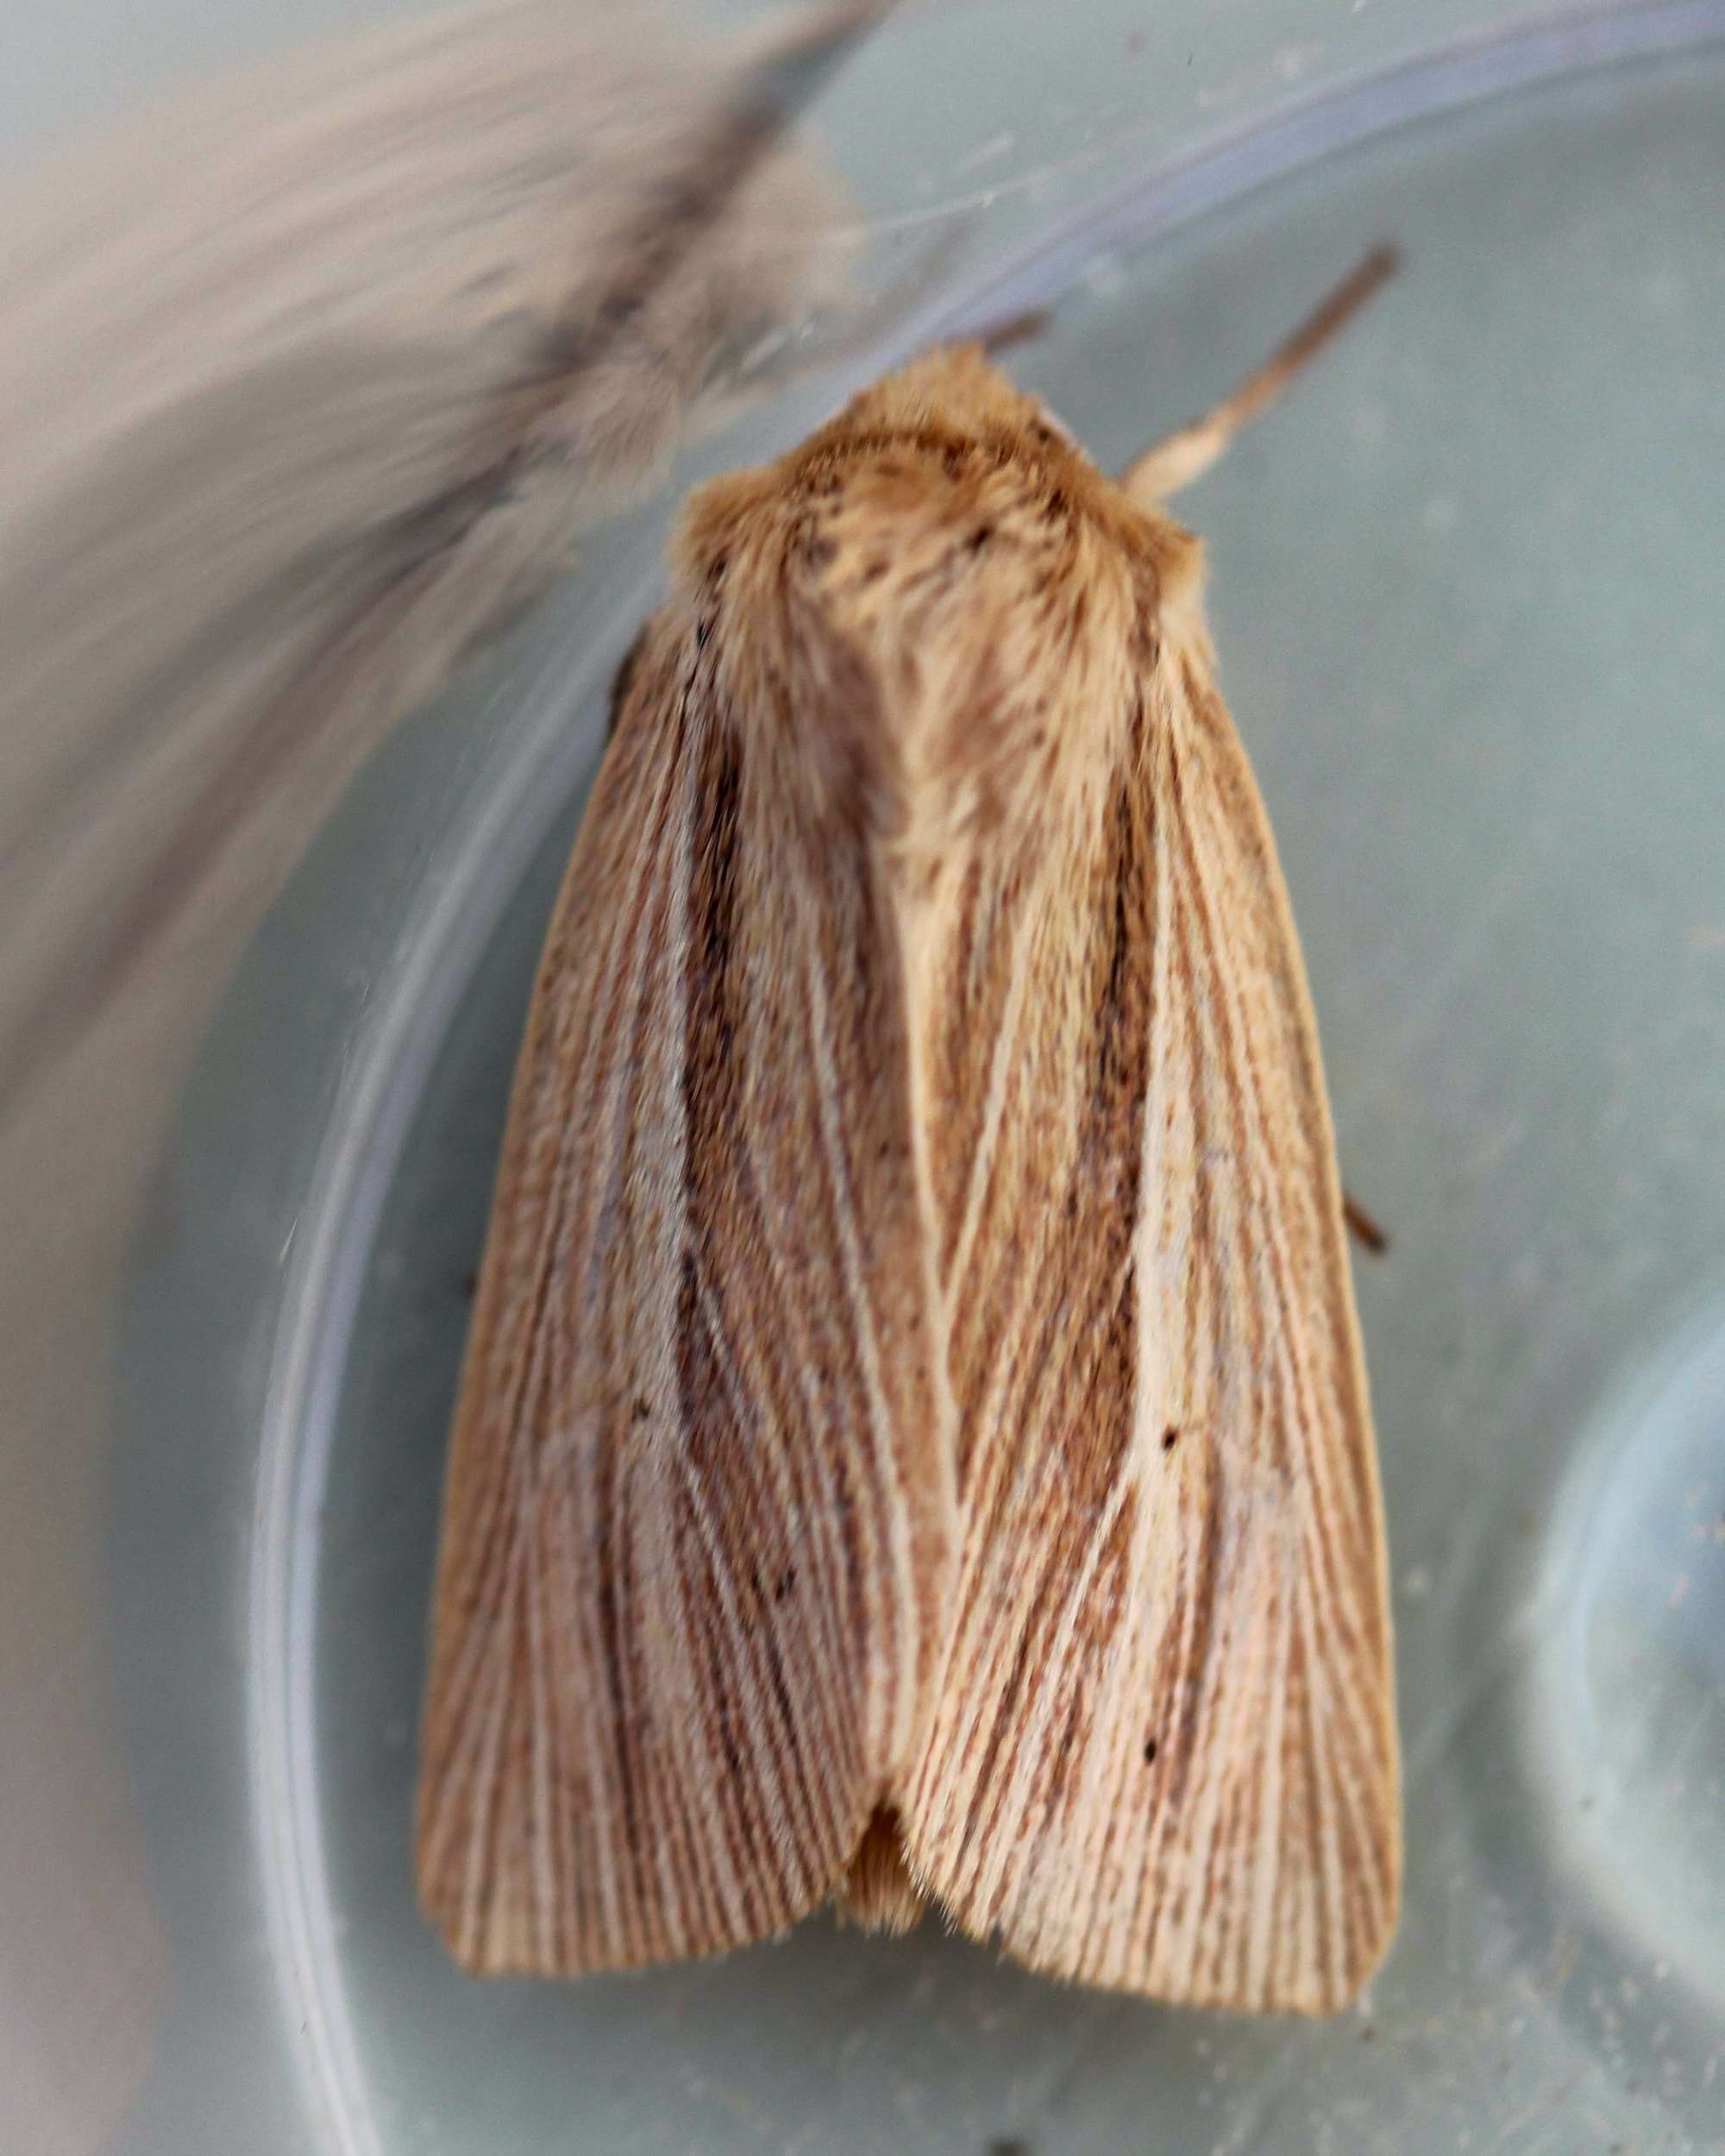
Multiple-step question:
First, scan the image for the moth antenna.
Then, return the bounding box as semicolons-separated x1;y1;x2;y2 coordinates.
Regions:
1119;243;1398;505
975;305;1054;358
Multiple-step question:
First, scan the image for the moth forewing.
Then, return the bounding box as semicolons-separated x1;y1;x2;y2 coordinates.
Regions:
417;605;956;1976
419;258;1401;2011
863;485;1396;2012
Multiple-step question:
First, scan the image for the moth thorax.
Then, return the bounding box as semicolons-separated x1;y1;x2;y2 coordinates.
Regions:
810;503;1105;852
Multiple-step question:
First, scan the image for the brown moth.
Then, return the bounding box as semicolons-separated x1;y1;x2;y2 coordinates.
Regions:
417;250;1402;2015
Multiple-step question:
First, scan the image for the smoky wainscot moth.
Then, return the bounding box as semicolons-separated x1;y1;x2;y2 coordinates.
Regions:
417;250;1402;2017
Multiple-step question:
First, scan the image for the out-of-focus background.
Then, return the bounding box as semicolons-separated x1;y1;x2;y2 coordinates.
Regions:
3;4;1723;2153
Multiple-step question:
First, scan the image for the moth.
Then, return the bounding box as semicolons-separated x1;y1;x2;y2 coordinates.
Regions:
417;250;1402;2015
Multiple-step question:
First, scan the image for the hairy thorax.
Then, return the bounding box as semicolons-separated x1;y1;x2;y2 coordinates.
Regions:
675;348;1201;866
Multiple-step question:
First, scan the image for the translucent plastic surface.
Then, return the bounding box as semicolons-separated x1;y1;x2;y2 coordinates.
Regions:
7;6;1725;2153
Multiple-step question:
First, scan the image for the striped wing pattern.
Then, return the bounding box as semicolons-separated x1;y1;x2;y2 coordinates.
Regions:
417;396;1397;2008
416;617;951;1974
898;624;1398;2012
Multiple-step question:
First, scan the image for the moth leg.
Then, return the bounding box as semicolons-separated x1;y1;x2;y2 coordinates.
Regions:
1342;1188;1390;1256
1119;244;1398;506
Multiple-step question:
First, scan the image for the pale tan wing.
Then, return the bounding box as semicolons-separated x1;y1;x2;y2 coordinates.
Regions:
900;627;1398;2014
417;613;950;1975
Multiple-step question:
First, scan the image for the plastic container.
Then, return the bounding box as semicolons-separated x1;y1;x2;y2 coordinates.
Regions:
6;4;1724;2152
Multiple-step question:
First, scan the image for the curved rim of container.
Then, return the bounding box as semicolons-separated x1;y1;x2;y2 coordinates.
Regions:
922;0;1725;340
